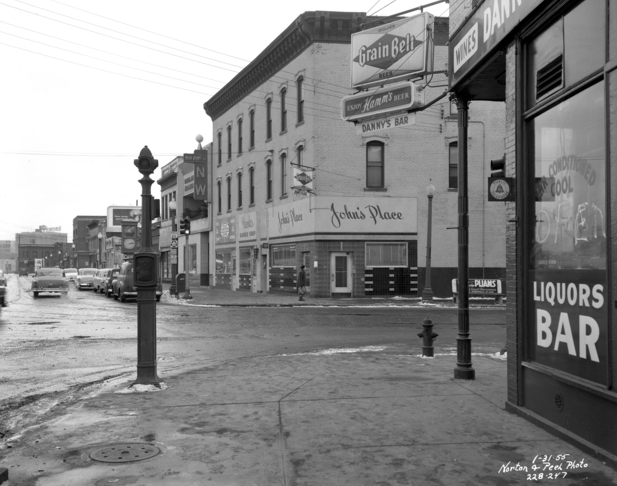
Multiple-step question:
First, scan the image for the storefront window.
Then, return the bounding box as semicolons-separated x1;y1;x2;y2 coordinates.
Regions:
271;244;295;267
366;243;407;267
216;248;235;274
529;81;607;385
239;247;251;275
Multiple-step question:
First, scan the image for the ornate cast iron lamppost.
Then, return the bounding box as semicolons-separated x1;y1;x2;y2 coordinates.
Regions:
453;94;475;380
422;181;435;301
131;146;161;388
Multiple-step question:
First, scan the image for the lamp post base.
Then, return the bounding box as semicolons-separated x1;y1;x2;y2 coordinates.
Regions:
421;287;434;301
453;367;475;380
182;290;192;300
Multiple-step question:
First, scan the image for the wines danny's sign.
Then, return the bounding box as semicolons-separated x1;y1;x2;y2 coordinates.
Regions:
268;197;417;237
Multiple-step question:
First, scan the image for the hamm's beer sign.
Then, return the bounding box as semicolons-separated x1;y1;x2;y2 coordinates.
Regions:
350;13;433;89
341;81;423;122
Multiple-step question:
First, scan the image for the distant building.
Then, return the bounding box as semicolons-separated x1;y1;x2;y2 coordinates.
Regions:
0;240;17;273
16;230;68;274
73;216;105;268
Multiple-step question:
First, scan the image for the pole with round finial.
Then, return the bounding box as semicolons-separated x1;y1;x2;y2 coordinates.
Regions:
130;145;162;388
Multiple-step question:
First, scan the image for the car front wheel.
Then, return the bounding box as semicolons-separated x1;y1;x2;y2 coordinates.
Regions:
120;290;126;303
113;289;119;301
33;291;39;298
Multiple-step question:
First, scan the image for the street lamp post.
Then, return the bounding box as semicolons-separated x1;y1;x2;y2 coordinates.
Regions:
422;182;435;301
58;250;62;268
131;145;161;388
72;244;76;268
97;233;103;268
169;200;178;297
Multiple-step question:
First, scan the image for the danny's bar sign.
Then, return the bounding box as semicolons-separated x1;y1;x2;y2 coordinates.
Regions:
356;113;416;135
351;12;433;89
449;0;542;89
341;81;423;122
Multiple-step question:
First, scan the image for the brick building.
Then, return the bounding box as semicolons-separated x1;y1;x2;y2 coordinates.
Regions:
73;215;105;269
204;11;506;298
16;229;67;274
449;0;616;465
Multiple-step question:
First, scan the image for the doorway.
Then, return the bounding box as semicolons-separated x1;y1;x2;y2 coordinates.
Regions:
330;252;352;296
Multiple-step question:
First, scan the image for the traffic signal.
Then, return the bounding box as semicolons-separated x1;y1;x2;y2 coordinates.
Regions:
179;217;191;235
490;156;506;178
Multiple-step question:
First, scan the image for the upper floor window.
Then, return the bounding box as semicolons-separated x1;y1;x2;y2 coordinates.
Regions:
217;180;222;214
227;125;232;160
280;88;287;132
296;145;304;167
249;110;255;149
237;172;243;208
280;153;287;196
266;99;272;140
217;132;222;165
227;177;232;211
449;142;458;190
366;141;384;188
249;167;255;205
297;77;304;124
266;160;272;201
237;118;243;155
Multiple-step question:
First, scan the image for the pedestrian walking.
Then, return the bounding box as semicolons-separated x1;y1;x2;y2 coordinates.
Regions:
297;265;306;301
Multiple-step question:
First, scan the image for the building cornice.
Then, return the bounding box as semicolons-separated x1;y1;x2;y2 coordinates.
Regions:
204;11;370;121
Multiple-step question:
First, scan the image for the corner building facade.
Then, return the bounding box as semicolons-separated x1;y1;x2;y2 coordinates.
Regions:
205;11;506;298
449;0;617;465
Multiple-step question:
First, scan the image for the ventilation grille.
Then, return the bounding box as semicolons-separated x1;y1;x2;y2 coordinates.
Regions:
536;55;563;100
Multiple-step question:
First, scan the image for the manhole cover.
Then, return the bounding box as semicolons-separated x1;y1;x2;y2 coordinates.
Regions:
90;443;161;463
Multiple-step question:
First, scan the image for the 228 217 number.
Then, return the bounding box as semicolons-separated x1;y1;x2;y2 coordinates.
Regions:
527;472;568;481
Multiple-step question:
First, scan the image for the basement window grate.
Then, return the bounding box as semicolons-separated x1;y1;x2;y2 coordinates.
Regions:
536;55;563;100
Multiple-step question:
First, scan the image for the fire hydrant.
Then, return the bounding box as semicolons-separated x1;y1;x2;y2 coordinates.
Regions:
417;317;438;357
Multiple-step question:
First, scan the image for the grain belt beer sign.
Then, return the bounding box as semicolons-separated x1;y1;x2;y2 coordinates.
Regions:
351;12;434;89
341;81;423;122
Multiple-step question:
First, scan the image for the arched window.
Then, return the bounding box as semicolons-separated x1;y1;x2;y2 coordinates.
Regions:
297;77;304;124
280;88;287;132
227;125;232;160
249;110;255;149
217;180;222;214
249;167;255;205
217;132;222;165
266;160;272;201
449;141;458;190
237;118;243;155
280;153;287;196
266;99;272;140
237;172;243;208
366;141;384;188
226;176;232;211
296;145;304;167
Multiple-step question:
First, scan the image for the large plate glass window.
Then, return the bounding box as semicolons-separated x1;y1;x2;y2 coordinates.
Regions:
526;0;606;385
366;243;407;267
271;244;296;267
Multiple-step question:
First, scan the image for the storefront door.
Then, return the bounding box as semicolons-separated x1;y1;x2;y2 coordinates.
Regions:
330;252;351;295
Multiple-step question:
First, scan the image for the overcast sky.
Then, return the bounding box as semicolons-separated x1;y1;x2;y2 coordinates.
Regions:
0;0;448;242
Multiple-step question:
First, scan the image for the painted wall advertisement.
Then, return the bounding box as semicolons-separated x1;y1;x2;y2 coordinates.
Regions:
215;215;236;244
238;212;257;242
268;196;417;237
530;269;607;385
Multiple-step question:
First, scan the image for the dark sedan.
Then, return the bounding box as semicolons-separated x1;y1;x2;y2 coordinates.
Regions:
32;267;69;297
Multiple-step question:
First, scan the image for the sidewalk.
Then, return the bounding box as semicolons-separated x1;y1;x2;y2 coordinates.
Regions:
161;284;504;308
2;349;616;485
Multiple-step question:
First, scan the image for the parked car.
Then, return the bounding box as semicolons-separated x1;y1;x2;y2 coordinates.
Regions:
63;268;78;282
104;268;121;298
31;267;69;297
113;261;162;302
93;268;113;293
75;268;97;290
0;270;7;309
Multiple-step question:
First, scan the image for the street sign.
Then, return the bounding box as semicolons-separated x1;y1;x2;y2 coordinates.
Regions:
171;233;178;240
183;151;207;163
170;240;178;249
170;248;177;256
